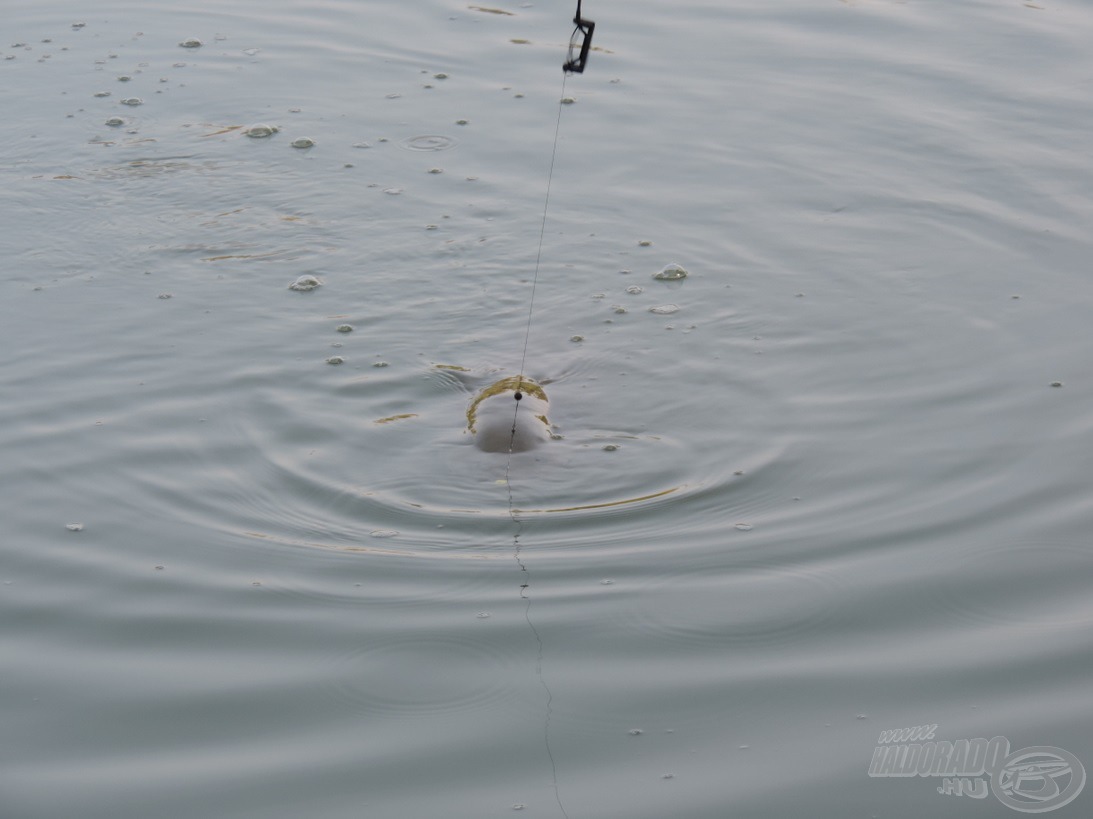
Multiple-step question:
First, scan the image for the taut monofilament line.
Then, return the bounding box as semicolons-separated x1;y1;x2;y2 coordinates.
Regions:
508;71;567;452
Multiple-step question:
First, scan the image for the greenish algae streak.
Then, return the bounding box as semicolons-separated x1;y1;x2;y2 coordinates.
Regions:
374;413;418;425
466;376;548;433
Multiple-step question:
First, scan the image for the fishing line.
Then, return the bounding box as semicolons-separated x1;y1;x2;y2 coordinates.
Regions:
502;77;567;806
504;472;569;819
514;70;567;400
502;5;595;816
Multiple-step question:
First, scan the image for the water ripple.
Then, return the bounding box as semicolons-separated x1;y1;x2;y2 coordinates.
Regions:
326;634;520;718
399;134;457;152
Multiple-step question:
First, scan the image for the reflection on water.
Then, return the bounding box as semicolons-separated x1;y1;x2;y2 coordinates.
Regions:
3;0;1093;817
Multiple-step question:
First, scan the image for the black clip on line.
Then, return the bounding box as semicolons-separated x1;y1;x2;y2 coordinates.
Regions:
563;0;595;74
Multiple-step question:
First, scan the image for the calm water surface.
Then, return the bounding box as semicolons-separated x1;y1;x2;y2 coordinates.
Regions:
3;0;1093;816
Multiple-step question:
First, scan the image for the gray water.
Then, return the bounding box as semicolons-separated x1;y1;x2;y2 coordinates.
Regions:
3;1;1093;817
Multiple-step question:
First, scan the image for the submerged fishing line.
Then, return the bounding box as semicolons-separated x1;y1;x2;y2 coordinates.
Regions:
503;5;595;816
504;471;569;819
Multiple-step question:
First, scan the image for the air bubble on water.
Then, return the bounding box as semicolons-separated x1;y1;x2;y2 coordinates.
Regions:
120;97;143;106
734;523;753;531
637;240;652;246
455;119;469;125
653;263;688;281
105;117;125;126
561;96;576;104
570;335;584;342
1050;381;1063;387
290;137;315;148
353;142;372;149
629;728;643;735
625;285;644;294
252;581;262;586
326;356;344;365
856;714;868;720
288;274;322;291
434;72;449;79
385;93;401;99
72;21;87;29
662;773;675;780
243;48;259;56
739;744;751;749
370;530;398;538
425;224;438;230
383;188;402;195
600;578;614;585
157;293;173;299
373;361;389;368
511;806;525;812
603;444;619;451
427;167;443;174
336;324;353;333
66;523;84;532
245;123;278;138
154;565;164;570
117;75;131;82
649;304;679;315
178;39;203;48
476;612;491;619
330;342;342;349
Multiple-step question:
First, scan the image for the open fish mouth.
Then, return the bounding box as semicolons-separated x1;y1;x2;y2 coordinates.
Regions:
466;376;552;453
